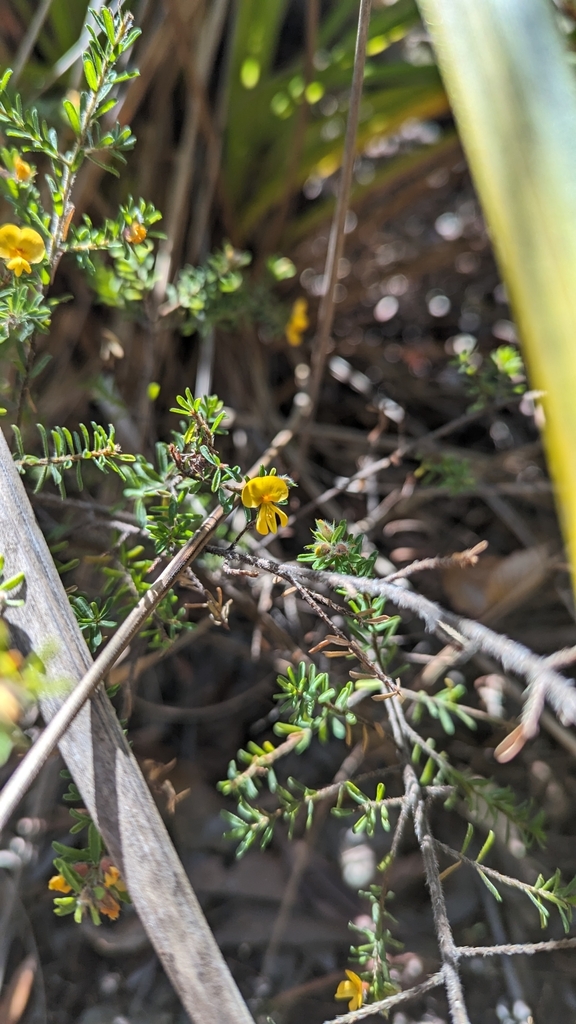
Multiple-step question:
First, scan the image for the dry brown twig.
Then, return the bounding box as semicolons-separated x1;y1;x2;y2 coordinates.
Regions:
382;540;488;583
302;0;373;439
255;400;521;550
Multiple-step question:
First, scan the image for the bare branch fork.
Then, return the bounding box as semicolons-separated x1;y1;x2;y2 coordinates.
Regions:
320;935;576;1024
382;683;470;1024
213;550;576;740
318;630;570;1024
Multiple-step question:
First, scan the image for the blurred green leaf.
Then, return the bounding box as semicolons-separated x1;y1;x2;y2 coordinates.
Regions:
418;0;576;592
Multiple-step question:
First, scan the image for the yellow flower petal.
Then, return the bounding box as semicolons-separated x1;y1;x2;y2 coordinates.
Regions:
334;971;365;1011
0;224;21;258
295;298;309;325
18;227;46;263
255;504;269;535
285;297;310;346
276;505;288;528
7;256;31;276
48;874;72;894
286;325;303;347
335;980;355;1000
241;475;289;508
104;865;121;888
256;503;289;535
0;223;45;275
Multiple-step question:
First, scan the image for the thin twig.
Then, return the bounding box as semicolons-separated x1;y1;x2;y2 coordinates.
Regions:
226;730;307;792
271;563;399;695
412;779;470;1024
383;541;488;583
433;837;572;909
259;0;320;257
11;0;55;84
304;0;373;426
135;674;273;723
303;403;518;523
262;400;521;543
366;686;462;1020
456;938;576;956
477;871;526;1009
188;0;233;262
153;0;204;300
497;668;576;760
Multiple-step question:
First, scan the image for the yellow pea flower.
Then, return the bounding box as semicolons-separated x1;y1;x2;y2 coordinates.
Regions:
334;970;368;1012
0;224;45;277
285;297;309;347
241;475;289;535
13;155;34;183
48;874;72;894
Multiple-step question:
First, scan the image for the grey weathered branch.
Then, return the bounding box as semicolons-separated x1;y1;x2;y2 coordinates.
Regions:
214;550;576;742
457;937;576;956
385;691;470;1024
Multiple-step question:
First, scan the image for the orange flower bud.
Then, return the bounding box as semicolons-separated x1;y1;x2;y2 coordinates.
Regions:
13;155;34;183
124;222;147;244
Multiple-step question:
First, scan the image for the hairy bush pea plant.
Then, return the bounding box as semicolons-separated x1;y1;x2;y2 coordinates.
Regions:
2;3;576;1022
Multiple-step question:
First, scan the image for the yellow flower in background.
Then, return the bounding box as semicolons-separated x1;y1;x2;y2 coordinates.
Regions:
334;970;367;1011
241;475;289;535
285;297;309;347
124;222;147;244
0;682;21;723
48;874;72;894
0;224;45;277
13;155;34;183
